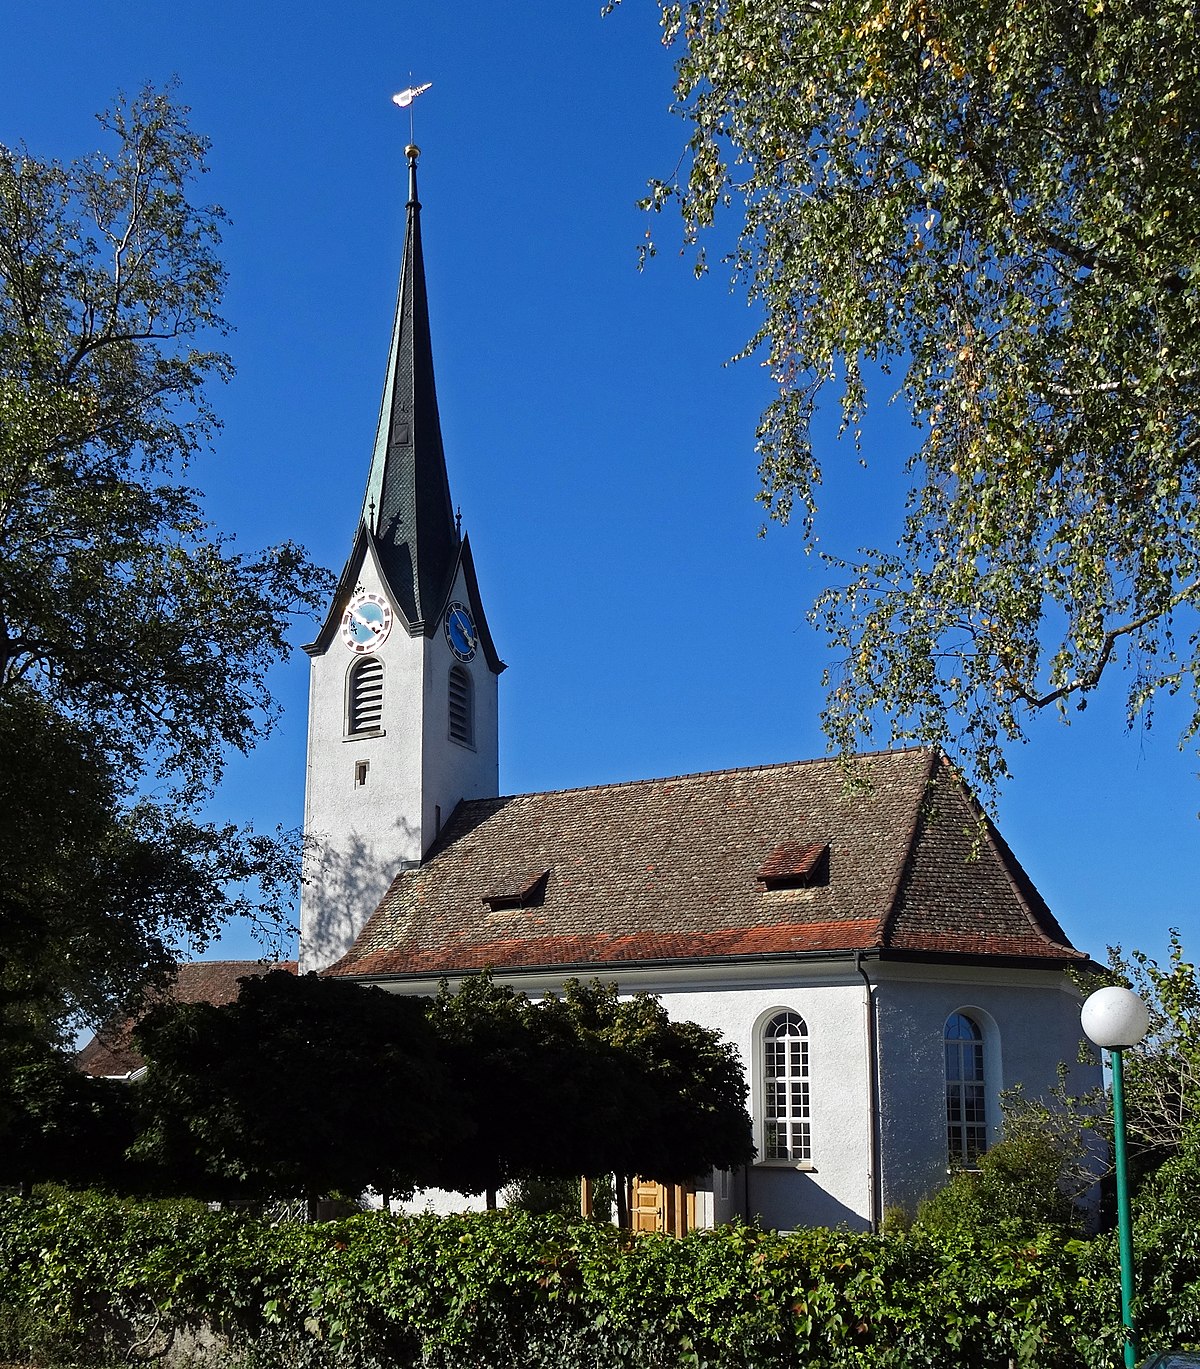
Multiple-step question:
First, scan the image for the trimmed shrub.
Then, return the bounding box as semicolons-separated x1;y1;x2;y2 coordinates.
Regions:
0;1188;1185;1369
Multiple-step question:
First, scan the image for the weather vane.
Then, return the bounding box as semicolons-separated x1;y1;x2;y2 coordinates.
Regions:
391;81;433;143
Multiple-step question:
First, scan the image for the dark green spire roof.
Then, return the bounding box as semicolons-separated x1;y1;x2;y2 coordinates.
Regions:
361;143;458;628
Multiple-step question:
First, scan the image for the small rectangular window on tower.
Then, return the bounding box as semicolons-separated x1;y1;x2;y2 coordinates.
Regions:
354;760;369;787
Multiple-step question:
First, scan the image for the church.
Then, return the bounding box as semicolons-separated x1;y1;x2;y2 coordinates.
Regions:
297;143;1100;1233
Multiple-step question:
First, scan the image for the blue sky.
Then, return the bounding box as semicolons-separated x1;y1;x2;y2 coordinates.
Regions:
4;2;1195;970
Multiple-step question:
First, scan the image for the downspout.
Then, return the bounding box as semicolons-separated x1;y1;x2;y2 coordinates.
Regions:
855;951;882;1233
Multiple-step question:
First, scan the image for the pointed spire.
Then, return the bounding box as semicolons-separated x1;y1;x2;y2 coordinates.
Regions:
360;142;459;628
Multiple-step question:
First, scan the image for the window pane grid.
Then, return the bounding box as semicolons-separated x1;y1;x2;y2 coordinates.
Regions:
763;1011;811;1162
945;1014;986;1165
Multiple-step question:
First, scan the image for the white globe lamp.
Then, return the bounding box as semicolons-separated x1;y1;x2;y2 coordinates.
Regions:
1081;985;1151;1050
1081;984;1149;1369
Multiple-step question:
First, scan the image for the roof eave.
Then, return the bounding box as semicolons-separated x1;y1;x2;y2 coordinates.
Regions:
876;946;1095;971
330;944;886;984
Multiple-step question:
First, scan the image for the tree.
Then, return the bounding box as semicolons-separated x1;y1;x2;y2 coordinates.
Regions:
1103;932;1200;1169
0;694;301;1056
1002;931;1200;1198
133;971;455;1201
912;1132;1082;1238
0;1043;139;1194
638;0;1200;798
0;85;331;1047
424;974;574;1203
426;975;754;1204
544;979;755;1185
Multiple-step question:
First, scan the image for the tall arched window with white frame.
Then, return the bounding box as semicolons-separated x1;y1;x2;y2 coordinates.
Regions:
945;1012;987;1164
763;1010;811;1162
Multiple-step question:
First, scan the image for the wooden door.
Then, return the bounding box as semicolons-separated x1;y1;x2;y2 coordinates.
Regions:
628;1179;694;1235
630;1177;664;1232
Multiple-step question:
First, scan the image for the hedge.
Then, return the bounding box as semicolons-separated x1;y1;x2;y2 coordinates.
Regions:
0;1190;1195;1369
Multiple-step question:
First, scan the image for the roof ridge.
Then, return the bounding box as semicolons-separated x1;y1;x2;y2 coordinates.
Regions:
466;745;934;807
175;958;293;968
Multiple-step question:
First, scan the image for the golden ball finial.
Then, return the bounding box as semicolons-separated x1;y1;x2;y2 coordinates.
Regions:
405;143;420;161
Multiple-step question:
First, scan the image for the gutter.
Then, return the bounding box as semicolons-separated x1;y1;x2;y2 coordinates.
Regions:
854;950;883;1233
343;945;887;985
340;943;1085;987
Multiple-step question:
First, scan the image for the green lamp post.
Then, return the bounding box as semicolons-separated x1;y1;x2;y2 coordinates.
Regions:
1082;985;1151;1369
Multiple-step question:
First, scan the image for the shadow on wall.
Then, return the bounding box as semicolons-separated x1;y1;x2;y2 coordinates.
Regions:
875;992;954;1216
749;1167;869;1233
301;815;420;970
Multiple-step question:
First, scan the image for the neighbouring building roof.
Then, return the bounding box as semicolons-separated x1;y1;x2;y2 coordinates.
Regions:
327;747;1085;981
75;960;297;1078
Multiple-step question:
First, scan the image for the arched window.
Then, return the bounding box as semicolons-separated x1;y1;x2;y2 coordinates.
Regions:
945;1013;987;1164
347;656;384;735
448;664;473;746
763;1011;811;1162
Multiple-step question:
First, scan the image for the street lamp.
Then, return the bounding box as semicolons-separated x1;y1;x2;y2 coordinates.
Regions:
1082;985;1151;1369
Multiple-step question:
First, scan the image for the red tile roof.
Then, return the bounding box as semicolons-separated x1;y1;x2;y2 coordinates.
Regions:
327;748;1085;981
75;960;296;1077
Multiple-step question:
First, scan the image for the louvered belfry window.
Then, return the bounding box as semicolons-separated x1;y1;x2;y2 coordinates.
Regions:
348;657;384;735
448;665;473;745
764;1011;811;1162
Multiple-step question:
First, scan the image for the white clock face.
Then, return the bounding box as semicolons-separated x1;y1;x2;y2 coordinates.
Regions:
340;592;392;653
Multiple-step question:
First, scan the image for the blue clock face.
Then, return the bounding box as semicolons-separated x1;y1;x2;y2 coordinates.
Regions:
444;601;477;662
340;592;392;653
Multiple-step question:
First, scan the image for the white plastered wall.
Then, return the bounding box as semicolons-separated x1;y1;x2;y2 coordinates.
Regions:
872;961;1100;1217
382;959;877;1233
421;562;499;846
300;549;425;974
376;958;1096;1234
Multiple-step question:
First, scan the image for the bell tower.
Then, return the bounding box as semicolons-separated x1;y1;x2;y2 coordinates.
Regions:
299;145;503;974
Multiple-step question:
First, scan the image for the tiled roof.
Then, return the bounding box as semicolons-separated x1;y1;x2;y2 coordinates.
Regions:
75;960;296;1078
327;748;1084;980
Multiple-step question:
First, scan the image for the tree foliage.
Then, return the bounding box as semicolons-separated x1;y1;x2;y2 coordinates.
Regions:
640;0;1200;797
423;973;552;1200
1103;931;1200;1167
0;695;302;1055
541;979;755;1184
1002;931;1200;1193
97;972;753;1204
0;86;331;1047
0;1047;138;1194
428;975;754;1198
133;971;455;1201
912;1132;1082;1238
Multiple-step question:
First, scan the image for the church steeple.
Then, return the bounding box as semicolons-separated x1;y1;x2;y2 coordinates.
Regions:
361;143;458;629
299;134;502;975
